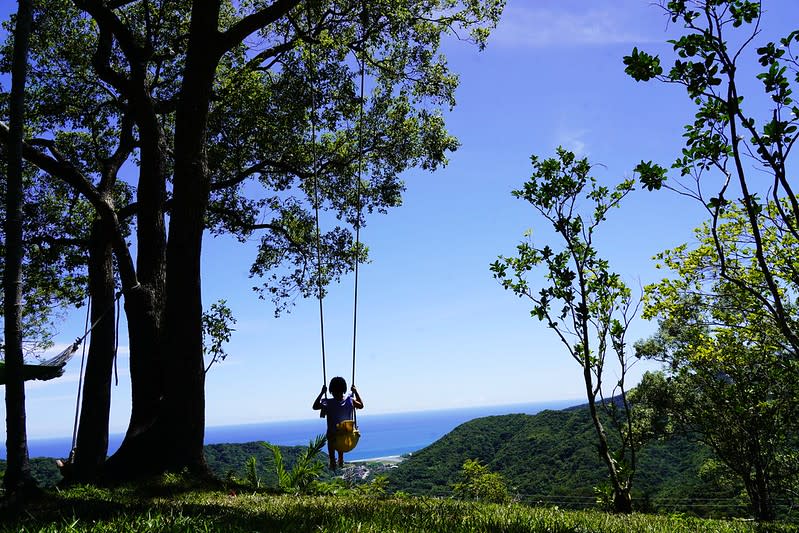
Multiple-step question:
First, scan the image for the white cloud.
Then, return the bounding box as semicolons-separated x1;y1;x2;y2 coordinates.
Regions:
492;3;660;48
22;342;76;363
555;126;590;156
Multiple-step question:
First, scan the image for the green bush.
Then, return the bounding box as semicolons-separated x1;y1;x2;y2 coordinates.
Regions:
453;459;511;504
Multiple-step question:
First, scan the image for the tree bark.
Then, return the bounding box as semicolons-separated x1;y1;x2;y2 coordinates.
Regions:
101;34;170;481
101;285;165;480
578;272;632;514
156;0;224;474
97;0;295;480
103;1;222;478
749;439;776;521
125;67;168;434
585;383;633;514
68;217;117;483
105;116;168;478
3;0;36;495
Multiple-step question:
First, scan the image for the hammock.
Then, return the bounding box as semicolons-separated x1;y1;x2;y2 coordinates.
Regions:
0;341;79;385
0;290;125;387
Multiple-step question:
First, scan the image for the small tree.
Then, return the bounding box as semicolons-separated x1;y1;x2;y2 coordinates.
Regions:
452;459;510;504
623;3;799;520
491;148;640;513
634;205;799;521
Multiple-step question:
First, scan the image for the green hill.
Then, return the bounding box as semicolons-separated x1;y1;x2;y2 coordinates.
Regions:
0;406;752;517
385;406;737;516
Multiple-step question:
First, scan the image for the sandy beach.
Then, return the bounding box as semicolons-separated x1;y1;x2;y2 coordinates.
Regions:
350;455;405;465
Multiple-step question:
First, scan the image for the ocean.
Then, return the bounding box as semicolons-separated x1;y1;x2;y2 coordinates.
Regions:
7;399;578;461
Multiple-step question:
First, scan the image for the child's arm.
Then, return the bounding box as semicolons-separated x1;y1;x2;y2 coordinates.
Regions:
351;385;364;409
312;385;327;410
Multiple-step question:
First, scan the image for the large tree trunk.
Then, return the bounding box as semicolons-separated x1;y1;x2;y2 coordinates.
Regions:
156;0;223;475
125;81;169;435
68;217;116;483
102;67;170;481
117;62;170;439
107;195;166;479
101;285;165;480
103;1;221;479
3;0;36;496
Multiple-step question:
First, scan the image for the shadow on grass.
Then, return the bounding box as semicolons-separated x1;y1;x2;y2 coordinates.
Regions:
2;490;797;533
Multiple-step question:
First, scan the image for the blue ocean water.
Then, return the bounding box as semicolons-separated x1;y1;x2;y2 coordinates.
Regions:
8;399;577;461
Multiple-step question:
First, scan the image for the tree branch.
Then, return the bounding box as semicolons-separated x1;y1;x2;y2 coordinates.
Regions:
99;113;136;191
0;120;139;291
210;158;309;192
217;0;300;56
90;24;129;95
74;0;145;63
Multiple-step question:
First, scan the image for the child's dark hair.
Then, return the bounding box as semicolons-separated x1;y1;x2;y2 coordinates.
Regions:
329;376;347;395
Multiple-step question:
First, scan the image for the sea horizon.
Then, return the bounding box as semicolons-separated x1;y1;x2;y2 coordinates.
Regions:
3;399;581;462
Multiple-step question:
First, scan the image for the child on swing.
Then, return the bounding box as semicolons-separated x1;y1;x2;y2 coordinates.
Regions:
313;376;364;469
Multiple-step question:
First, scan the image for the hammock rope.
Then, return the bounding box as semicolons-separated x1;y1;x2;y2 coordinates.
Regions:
0;289;125;386
68;287;126;459
70;296;92;453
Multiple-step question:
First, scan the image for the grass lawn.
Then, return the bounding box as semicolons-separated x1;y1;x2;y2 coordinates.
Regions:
1;480;797;533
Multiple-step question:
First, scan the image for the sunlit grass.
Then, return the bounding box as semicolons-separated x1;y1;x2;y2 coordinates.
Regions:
1;482;797;533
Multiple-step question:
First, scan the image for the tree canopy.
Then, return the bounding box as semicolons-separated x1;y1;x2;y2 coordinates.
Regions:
1;0;505;481
635;203;799;521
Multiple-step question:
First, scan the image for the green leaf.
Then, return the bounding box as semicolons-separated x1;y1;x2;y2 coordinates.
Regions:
635;161;668;191
623;47;663;82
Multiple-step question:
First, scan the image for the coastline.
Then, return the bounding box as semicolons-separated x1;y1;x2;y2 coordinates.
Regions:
350;455;405;465
6;400;578;461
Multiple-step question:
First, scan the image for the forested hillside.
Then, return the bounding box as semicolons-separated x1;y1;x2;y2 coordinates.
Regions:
3;405;791;519
0;443;316;489
203;441;338;487
385;407;745;516
0;407;734;516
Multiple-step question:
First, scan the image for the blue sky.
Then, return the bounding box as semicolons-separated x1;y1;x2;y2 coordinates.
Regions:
3;0;797;439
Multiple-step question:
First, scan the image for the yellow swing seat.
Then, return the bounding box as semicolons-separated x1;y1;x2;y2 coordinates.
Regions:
331;419;360;453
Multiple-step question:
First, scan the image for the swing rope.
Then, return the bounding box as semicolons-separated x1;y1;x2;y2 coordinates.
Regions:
308;18;328;400
311;7;366;433
351;46;366;425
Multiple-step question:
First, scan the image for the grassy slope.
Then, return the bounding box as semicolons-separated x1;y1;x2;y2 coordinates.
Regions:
0;484;796;533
